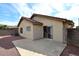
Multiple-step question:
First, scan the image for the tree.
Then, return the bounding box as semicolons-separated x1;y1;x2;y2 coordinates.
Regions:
0;24;8;29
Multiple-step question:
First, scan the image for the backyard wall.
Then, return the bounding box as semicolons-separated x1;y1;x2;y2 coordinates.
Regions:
67;28;79;47
0;29;18;36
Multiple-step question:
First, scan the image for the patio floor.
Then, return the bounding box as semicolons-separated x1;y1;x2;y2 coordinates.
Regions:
0;35;79;56
0;35;21;56
13;38;66;56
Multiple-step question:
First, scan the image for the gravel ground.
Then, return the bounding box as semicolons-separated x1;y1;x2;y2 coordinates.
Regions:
60;43;79;56
0;35;22;56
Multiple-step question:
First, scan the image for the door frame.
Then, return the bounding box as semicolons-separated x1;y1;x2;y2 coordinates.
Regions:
43;26;51;38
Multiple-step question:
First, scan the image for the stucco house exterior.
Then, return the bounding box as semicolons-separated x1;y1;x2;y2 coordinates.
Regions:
17;13;74;43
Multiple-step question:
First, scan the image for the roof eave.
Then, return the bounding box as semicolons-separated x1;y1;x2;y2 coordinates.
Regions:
17;16;43;27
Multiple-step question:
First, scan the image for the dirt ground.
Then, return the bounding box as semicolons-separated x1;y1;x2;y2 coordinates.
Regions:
60;43;79;56
0;35;22;56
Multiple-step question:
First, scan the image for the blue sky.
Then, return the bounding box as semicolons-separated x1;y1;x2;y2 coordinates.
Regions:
0;1;79;27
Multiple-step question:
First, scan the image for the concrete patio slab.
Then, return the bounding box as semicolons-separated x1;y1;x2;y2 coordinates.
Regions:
16;47;45;56
13;38;66;56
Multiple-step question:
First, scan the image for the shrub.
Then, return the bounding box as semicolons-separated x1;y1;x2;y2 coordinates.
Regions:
0;24;8;30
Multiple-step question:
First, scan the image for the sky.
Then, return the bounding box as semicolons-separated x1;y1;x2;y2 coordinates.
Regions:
0;0;79;27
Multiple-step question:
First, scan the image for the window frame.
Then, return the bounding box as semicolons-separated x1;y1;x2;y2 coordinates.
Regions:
20;27;23;33
26;26;31;31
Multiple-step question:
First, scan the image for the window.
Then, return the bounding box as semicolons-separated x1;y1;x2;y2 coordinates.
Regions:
20;28;23;33
26;26;31;31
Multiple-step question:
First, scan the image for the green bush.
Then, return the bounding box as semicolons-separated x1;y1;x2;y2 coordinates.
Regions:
0;24;8;30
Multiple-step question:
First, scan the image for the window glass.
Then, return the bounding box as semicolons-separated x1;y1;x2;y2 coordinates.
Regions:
26;26;31;31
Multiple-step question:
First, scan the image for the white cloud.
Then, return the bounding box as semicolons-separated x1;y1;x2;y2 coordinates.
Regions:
1;0;79;3
61;0;79;4
32;3;54;15
55;6;79;27
0;0;79;27
46;0;79;27
8;1;79;27
11;3;33;17
11;3;57;17
56;6;79;18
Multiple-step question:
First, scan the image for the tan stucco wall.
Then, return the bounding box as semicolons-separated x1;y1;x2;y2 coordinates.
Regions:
32;16;64;42
18;19;33;40
63;23;72;43
18;19;43;40
64;23;72;28
18;16;70;42
33;25;43;40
